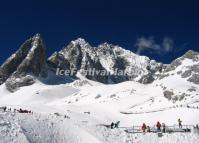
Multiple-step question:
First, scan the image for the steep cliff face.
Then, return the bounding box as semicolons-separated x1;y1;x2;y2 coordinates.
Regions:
48;38;163;84
0;34;47;92
47;38;109;83
0;38;33;84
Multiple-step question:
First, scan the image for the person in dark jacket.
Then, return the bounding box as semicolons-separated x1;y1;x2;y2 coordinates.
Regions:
147;126;151;132
115;121;120;128
178;118;182;128
162;123;166;133
3;106;6;112
196;124;199;129
111;122;115;129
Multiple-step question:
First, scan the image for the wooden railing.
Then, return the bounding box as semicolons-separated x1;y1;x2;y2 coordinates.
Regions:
119;125;196;134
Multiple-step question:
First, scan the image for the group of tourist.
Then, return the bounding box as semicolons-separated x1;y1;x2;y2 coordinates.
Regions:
0;106;33;114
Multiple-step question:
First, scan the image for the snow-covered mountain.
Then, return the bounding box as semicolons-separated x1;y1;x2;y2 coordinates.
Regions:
0;34;164;92
1;34;198;92
48;38;163;84
0;34;199;143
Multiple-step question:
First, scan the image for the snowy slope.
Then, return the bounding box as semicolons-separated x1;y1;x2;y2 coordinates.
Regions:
0;74;199;142
0;111;103;143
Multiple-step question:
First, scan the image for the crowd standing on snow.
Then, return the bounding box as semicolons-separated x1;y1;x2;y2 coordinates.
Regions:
0;106;33;114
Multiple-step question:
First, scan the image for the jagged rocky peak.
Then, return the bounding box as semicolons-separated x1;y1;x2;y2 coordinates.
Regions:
97;42;134;57
164;50;199;72
47;52;70;71
16;33;47;76
0;33;47;92
96;42;115;53
97;42;163;83
0;37;34;84
48;38;107;83
60;38;95;56
71;38;88;46
183;50;199;61
159;50;199;84
48;39;163;84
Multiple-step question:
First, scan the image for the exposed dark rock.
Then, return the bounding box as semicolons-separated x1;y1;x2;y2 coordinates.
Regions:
159;73;170;80
178;94;185;101
187;87;196;92
48;39;163;84
160;50;199;81
80;54;109;83
0;38;33;84
164;59;182;72
171;96;178;103
163;90;174;100
181;70;192;78
188;74;199;84
95;94;101;99
183;50;199;61
0;34;47;92
5;75;35;92
177;71;182;75
190;64;199;72
15;34;47;77
47;52;70;71
139;74;154;84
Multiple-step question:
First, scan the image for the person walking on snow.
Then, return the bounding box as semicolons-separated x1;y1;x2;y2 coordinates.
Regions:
147;126;151;132
3;106;6;112
115;121;120;128
162;123;166;133
196;124;199;130
110;122;115;129
178;118;182;128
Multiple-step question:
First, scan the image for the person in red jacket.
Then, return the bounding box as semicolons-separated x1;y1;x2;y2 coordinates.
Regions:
156;121;161;131
142;123;147;132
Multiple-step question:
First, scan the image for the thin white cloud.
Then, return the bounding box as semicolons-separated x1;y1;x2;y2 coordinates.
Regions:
135;36;173;55
162;37;173;52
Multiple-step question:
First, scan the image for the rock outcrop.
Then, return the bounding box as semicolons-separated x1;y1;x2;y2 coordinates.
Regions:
0;34;47;92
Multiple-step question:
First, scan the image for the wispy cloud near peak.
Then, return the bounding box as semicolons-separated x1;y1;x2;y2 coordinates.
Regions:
135;36;173;55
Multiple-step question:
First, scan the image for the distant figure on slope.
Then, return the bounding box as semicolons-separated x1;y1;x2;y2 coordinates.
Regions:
142;123;147;132
178;118;182;128
156;121;161;131
147;126;151;132
115;121;120;128
3;106;7;112
162;123;166;133
196;124;199;130
195;124;199;133
110;122;115;129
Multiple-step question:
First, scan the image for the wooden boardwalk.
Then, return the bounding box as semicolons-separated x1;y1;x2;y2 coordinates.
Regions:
122;125;194;134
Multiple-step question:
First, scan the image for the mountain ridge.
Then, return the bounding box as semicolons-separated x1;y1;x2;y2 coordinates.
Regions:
0;33;199;92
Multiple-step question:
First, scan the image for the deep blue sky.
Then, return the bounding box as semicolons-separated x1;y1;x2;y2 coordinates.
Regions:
0;0;199;64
